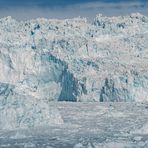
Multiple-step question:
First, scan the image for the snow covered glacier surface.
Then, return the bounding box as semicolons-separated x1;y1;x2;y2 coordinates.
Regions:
0;13;148;129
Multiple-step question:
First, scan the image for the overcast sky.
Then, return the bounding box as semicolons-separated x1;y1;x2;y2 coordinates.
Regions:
0;0;147;21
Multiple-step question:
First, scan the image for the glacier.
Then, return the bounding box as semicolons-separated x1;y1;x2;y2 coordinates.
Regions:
0;13;148;129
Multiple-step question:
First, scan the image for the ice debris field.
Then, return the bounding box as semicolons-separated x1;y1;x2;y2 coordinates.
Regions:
0;13;148;147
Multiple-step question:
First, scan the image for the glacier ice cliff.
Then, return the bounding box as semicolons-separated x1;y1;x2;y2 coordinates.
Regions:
0;13;148;128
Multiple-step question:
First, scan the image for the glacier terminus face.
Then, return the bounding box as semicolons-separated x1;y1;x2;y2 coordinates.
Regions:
0;13;148;129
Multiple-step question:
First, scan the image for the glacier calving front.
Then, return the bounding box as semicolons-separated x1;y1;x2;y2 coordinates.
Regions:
0;13;148;128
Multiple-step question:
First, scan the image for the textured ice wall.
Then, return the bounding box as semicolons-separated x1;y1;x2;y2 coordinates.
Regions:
0;13;148;129
0;13;148;105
